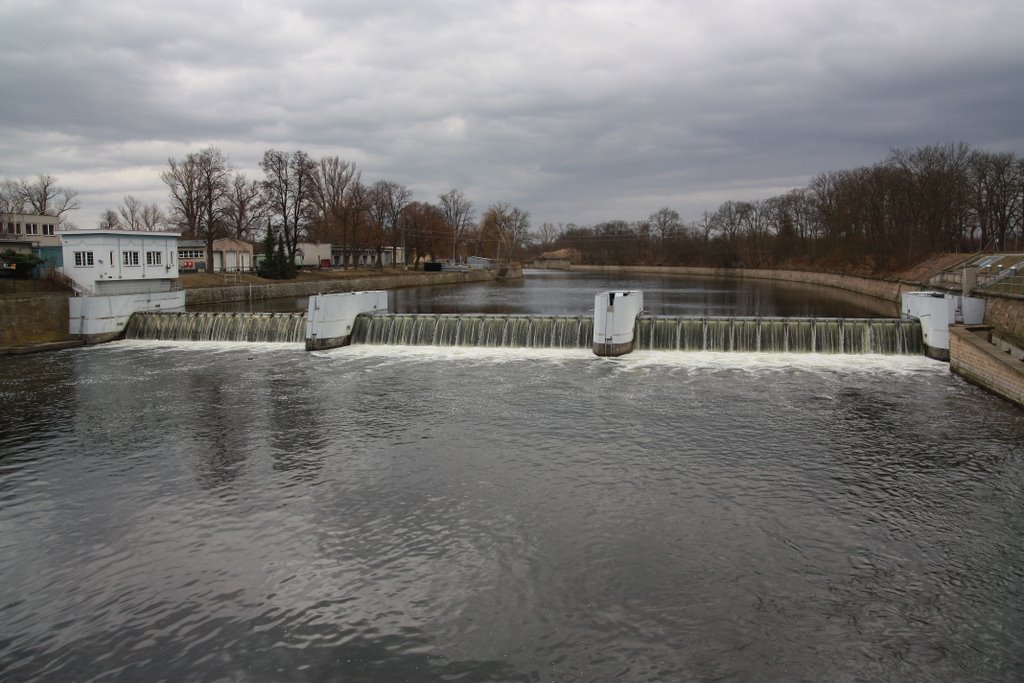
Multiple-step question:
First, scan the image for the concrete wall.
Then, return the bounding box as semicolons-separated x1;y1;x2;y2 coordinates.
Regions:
186;268;519;306
0;293;71;348
69;291;186;343
950;326;1024;409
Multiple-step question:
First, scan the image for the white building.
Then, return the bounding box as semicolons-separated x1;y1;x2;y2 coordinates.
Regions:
59;229;180;295
295;242;333;268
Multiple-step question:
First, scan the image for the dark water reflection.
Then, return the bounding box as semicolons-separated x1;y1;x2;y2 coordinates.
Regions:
193;269;899;317
2;344;1023;682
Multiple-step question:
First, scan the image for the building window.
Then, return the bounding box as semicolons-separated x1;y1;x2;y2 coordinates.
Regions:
146;251;162;266
177;249;204;259
25;224;39;235
123;251;140;266
5;222;12;233
74;251;94;267
43;224;55;236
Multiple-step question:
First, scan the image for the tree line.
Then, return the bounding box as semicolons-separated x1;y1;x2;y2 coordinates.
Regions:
531;143;1023;271
154;147;533;275
6;141;1021;276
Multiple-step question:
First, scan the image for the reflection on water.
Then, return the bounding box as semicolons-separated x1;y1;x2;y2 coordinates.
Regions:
1;344;1023;681
192;270;899;317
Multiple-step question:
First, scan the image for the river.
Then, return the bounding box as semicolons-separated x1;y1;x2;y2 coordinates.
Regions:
2;273;1022;682
192;269;900;317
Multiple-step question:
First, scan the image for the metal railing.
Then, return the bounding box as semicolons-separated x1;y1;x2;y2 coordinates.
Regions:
983;274;1024;295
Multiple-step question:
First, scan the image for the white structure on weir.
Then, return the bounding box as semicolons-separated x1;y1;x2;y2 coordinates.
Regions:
59;229;181;295
59;229;186;342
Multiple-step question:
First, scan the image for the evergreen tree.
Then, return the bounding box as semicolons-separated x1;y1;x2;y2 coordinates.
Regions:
257;227;278;278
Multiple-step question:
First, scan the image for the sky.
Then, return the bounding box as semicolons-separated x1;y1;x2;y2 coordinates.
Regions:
2;0;1023;231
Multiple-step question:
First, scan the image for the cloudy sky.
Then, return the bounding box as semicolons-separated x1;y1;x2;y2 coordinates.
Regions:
2;0;1023;230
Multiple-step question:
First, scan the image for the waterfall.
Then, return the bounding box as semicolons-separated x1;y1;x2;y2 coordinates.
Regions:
352;314;921;354
350;314;594;349
124;311;306;343
634;317;923;354
122;311;924;354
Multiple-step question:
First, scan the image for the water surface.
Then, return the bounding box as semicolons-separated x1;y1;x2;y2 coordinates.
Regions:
2;343;1022;682
193;270;899;317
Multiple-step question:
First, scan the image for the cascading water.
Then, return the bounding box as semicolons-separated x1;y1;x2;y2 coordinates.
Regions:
634;316;923;354
122;311;923;354
124;311;306;343
350;313;923;354
351;314;595;349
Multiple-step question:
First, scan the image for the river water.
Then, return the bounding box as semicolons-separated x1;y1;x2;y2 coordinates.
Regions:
194;269;900;317
2;274;1023;682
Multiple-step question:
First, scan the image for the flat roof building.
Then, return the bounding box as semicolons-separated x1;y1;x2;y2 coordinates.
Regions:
59;229;181;295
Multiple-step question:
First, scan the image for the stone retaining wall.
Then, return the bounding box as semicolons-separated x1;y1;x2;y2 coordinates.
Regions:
949;326;1024;409
982;295;1024;339
0;293;71;349
186;269;517;306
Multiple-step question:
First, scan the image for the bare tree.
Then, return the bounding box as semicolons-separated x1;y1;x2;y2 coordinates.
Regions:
399;201;448;266
537;222;561;247
368;180;413;267
480;202;531;262
260;149;317;264
162;147;232;270
0;179;25;213
967;149;1020;251
139;202;167;231
162;154;203;236
118;195;144;230
438;188;475;263
5;174;80;221
98;209;121;230
308;156;358;242
649;207;681;243
223;172;265;241
344;179;373;266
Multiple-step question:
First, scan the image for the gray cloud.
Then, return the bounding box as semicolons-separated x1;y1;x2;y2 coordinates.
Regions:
2;0;1022;229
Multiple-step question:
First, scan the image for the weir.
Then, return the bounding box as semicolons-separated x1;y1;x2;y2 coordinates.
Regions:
635;316;923;354
124;311;306;343
351;313;594;349
350;313;923;354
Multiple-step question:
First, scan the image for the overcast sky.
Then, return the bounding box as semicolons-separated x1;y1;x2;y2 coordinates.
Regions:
2;0;1022;231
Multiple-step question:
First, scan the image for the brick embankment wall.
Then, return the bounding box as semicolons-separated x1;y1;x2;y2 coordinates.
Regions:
186;269;517;306
570;265;915;305
0;293;74;352
949;326;1024;409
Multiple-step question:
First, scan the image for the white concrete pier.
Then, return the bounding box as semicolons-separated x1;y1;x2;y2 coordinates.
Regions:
305;291;388;351
593;290;644;357
902;291;986;360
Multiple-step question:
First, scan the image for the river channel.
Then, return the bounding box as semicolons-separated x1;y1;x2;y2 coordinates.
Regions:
192;269;900;317
2;272;1022;682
